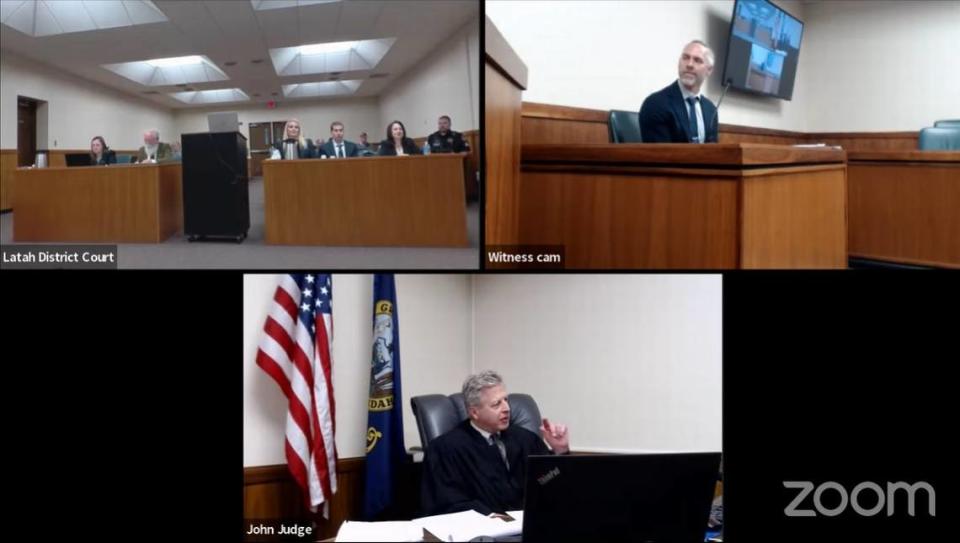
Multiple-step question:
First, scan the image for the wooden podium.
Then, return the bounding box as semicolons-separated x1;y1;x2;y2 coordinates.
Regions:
13;163;182;243
517;143;848;269
262;154;468;247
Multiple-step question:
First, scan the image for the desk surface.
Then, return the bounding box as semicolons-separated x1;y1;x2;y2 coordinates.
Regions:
522;143;846;167
848;150;960;162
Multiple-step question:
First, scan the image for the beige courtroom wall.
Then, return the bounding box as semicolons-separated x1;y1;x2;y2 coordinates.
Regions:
0;49;175;150
378;17;480;139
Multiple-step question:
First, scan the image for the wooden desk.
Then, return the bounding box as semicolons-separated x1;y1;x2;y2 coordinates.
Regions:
485;16;528;247
847;150;960;268
515;143;847;269
262;155;468;246
13;163;182;243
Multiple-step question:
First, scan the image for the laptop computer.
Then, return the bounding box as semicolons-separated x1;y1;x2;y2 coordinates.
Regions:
523;452;721;543
65;153;92;167
208;111;240;133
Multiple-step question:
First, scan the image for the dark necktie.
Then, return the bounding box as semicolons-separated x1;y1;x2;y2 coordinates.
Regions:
337;144;343;158
686;96;700;143
491;434;509;470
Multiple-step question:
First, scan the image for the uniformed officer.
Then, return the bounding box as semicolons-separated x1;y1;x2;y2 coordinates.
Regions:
427;115;471;153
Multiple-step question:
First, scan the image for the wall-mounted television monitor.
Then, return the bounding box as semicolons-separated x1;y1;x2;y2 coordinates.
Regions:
721;0;804;100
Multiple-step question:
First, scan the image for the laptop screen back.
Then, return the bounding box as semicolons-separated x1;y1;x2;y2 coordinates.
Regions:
523;452;721;543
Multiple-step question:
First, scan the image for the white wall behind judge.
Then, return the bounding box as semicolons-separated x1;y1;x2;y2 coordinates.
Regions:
473;275;723;453
243;274;472;467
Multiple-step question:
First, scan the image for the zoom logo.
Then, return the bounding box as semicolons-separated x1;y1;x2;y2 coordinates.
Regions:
784;481;935;517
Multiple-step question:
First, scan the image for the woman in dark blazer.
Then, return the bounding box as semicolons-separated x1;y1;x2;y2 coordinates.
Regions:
90;136;117;165
377;120;421;156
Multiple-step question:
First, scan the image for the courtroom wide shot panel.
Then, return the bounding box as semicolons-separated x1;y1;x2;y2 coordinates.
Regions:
243;273;723;542
484;0;959;270
0;0;481;270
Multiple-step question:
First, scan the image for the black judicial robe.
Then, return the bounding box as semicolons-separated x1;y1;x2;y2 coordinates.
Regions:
421;419;552;516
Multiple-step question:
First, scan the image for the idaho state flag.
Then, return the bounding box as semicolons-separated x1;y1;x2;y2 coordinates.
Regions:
363;274;406;519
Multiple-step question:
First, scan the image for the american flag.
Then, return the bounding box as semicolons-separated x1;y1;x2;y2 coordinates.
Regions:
256;274;337;514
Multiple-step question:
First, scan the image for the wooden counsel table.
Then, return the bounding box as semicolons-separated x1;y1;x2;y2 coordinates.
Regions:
262;154;468;246
13;163;182;243
518;143;848;269
847;150;960;268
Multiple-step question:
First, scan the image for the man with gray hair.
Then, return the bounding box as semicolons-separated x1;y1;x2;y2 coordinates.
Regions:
639;40;719;143
135;129;174;163
421;370;570;516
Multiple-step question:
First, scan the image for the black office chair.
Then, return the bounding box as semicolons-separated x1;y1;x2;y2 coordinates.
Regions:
608;110;643;143
410;392;542;450
933;119;960;128
918;126;960;150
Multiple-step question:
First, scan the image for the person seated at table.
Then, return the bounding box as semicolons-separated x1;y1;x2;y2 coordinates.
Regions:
89;136;117;166
377;120;420;156
135;129;174;163
320;121;359;158
427;115;471;153
270;118;322;159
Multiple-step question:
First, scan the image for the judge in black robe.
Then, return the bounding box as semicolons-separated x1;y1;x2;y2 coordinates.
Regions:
420;371;570;516
421;419;551;515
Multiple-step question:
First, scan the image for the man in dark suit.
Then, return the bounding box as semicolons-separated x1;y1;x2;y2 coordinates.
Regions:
320;121;359;158
640;40;719;143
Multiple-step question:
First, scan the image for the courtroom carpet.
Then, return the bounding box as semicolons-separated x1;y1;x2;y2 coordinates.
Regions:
0;177;481;269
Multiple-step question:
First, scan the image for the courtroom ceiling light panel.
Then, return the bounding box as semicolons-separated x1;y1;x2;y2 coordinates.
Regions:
0;0;478;109
0;0;166;37
281;80;362;99
250;0;341;11
169;88;251;105
268;38;396;77
101;55;229;86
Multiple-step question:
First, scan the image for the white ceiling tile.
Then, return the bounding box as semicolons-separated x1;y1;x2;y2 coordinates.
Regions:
122;0;167;25
46;1;97;34
0;0;28;23
86;1;134;29
1;0;35;34
33;1;63;36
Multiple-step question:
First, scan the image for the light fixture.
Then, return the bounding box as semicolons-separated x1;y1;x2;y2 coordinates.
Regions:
269;38;395;77
146;56;204;68
299;41;356;56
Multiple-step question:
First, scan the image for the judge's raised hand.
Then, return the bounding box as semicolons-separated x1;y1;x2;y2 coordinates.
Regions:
539;417;569;454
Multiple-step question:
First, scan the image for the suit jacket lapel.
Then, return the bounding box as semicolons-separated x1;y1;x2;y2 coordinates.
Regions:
670;83;695;141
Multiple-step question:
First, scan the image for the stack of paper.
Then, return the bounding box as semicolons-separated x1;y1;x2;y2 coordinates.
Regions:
335;520;423;542
412;510;522;541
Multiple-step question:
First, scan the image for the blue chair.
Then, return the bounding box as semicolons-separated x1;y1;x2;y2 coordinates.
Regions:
609;110;643;143
918;127;960;150
933;119;960;128
116;154;132;164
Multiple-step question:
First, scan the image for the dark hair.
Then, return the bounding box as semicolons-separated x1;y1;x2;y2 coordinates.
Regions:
386;120;407;141
439;115;451;122
330;121;344;132
90;136;109;160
